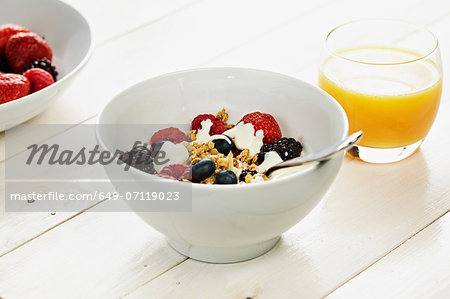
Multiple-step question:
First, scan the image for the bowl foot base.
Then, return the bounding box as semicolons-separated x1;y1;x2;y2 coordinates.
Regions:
168;236;281;263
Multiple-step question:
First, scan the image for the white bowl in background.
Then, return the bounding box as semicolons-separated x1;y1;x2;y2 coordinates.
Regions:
97;68;349;263
0;0;94;130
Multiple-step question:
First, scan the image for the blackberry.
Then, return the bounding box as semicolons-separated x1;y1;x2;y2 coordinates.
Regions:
23;58;58;81
258;137;302;163
0;56;10;73
239;169;257;182
120;145;156;174
231;148;242;157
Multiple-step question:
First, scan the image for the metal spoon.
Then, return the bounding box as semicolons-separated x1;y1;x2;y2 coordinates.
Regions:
265;131;363;178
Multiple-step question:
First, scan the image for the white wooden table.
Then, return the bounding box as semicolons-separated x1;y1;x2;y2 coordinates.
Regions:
1;0;450;298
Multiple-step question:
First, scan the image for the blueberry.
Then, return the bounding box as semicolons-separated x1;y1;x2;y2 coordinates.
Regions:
211;135;234;155
191;158;216;182
216;170;238;184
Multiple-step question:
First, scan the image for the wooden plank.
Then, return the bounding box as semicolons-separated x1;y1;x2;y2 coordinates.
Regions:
123;98;450;298
0;205;187;299
328;211;450;298
0;210;78;257
63;0;203;44
0;119;102;257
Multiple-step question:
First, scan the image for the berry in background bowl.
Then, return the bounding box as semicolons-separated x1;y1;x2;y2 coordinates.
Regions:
0;0;93;131
96;67;349;263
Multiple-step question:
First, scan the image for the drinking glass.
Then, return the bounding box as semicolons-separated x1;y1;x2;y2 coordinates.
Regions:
319;19;442;163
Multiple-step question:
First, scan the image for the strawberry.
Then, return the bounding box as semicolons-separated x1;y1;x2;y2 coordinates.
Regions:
0;56;9;72
0;24;30;55
23;68;54;93
191;114;227;135
0;73;30;104
240;112;282;143
150;127;190;145
5;32;53;73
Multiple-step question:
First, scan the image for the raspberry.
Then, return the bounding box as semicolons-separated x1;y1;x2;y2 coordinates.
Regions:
191;114;227;135
240;112;282;143
191;114;216;131
150;127;190;145
258;137;303;163
23;68;54;93
239;169;257;182
23;58;58;81
160;164;191;180
210;118;227;135
156;173;177;180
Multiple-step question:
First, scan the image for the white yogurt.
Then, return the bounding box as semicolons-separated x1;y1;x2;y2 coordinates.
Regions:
195;119;213;143
257;151;283;173
251;173;266;183
154;141;189;172
209;134;232;144
223;122;263;156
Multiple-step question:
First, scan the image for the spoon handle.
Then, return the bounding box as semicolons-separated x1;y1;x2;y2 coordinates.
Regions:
265;131;363;176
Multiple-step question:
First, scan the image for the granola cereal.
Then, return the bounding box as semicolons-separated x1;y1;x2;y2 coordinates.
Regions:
120;108;303;185
216;108;228;123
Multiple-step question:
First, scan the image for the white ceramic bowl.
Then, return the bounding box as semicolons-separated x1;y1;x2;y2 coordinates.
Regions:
0;0;93;130
97;68;348;263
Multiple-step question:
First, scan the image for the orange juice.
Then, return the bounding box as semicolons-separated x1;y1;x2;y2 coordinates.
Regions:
319;47;442;148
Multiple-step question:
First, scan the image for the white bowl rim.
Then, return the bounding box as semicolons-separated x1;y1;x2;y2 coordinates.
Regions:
0;0;95;110
96;67;349;190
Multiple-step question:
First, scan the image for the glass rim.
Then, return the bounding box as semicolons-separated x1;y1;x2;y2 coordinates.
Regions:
325;19;439;66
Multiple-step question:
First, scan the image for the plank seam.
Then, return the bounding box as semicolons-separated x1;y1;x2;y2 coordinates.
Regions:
324;208;450;298
0;199;106;259
120;257;189;298
0;115;97;164
97;0;206;46
198;0;334;67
